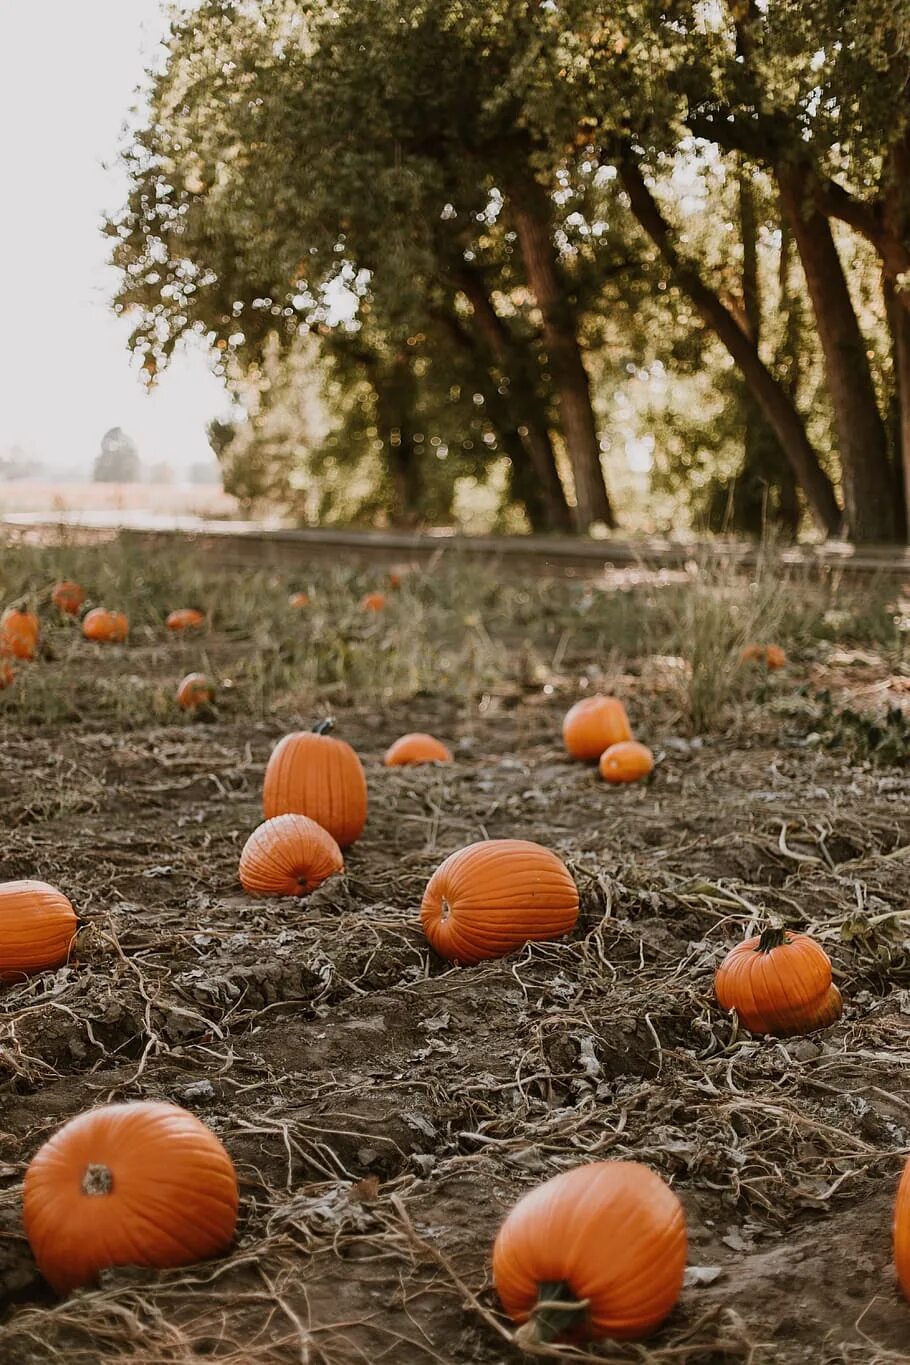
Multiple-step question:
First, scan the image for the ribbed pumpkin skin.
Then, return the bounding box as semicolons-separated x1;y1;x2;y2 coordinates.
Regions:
420;839;579;965
51;581;85;615
166;608;205;631
715;930;842;1037
23;1101;239;1295
262;731;368;848
0;608;39;660
176;672;215;710
83;609;128;643
384;733;453;766
0;880;78;980
493;1161;687;1342
563;696;632;761
239;814;343;896
895;1158;910;1302
599;741;654;784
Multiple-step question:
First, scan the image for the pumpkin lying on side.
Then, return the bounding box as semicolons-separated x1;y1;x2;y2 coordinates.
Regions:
715;926;842;1037
51;581;85;616
599;740;654;784
563;695;632;761
0;880;78;980
166;608;205;632
176;672;215;712
263;719;368;848
240;814;343;897
493;1161;687;1344
895;1158;910;1302
23;1101;239;1295
0;607;40;661
384;733;453;766
360;591;387;613
288;591;310;608
82;608;129;644
420;839;579;965
0;662;14;690
741;643;787;669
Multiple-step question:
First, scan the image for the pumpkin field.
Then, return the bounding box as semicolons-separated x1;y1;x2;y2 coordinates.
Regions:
0;534;907;1364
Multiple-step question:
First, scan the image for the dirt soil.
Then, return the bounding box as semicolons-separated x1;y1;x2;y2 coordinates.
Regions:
0;611;908;1364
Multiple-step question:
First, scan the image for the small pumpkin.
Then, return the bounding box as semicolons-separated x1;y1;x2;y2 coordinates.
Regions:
384;733;453;766
563;695;632;761
361;591;387;613
82;608;128;644
23;1101;239;1295
51;581;85;616
715;926;842;1037
599;740;654;785
262;719;368;847
0;880;78;980
176;672;215;711
288;591;310;608
0;607;40;661
741;643;786;669
0;662;14;690
895;1158;910;1302
239;814;343;897
420;839;579;965
493;1160;687;1344
166;608;205;632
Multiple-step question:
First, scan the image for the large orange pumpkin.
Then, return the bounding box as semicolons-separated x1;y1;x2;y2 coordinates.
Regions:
262;720;368;848
176;672;215;711
0;880;78;980
563;696;632;761
493;1161;687;1344
82;609;129;644
51;581;85;616
23;1101;239;1295
240;814;344;897
384;733;453;766
420;839;579;965
166;608;205;632
895;1158;910;1302
0;608;40;661
599;740;654;785
715;926;842;1037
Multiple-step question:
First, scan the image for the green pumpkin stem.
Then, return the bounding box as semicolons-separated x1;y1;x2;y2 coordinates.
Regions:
755;925;788;954
312;718;336;736
513;1281;589;1347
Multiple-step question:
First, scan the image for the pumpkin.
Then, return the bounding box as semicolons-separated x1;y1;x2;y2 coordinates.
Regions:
176;672;215;711
741;643;787;669
288;591;310;608
51;581;85;616
493;1161;687;1344
715;926;842;1037
239;813;343;897
83;608;129;643
384;733;453;766
262;719;368;847
0;880;78;980
23;1100;239;1295
0;607;39;661
361;591;387;613
0;662;14;690
599;740;654;784
563;695;632;761
895;1158;910;1302
166;608;205;632
420;839;579;965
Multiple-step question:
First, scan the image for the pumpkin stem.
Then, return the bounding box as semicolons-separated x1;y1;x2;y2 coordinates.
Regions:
513;1281;589;1347
312;718;336;736
81;1163;114;1197
755;925;789;954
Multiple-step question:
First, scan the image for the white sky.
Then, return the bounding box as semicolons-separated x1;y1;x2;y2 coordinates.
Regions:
0;1;227;476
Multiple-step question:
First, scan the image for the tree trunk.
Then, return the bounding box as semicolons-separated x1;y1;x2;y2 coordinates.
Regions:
507;174;616;530
376;352;421;526
778;167;896;542
618;155;842;537
885;275;910;541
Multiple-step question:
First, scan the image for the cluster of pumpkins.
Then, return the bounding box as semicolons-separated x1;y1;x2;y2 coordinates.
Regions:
0;579;906;1344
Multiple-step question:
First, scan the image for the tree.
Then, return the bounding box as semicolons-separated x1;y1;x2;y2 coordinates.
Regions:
93;428;140;483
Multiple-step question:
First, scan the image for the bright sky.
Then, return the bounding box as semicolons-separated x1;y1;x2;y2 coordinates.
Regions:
0;1;227;477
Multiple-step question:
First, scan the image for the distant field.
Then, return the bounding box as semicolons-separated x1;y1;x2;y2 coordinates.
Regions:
0;480;239;519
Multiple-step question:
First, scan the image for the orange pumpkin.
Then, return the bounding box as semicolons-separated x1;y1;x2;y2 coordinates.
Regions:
741;643;787;669
384;733;453;766
715;926;842;1037
288;591;310;608
0;662;14;690
895;1158;910;1302
420;839;579;965
176;672;215;711
166;608;205;632
361;591;387;613
51;581;85;616
563;695;632;761
82;608;129;644
599;740;654;784
0;880;78;980
493;1161;687;1344
262;720;368;847
23;1101;239;1295
0;608;39;661
239;814;343;897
